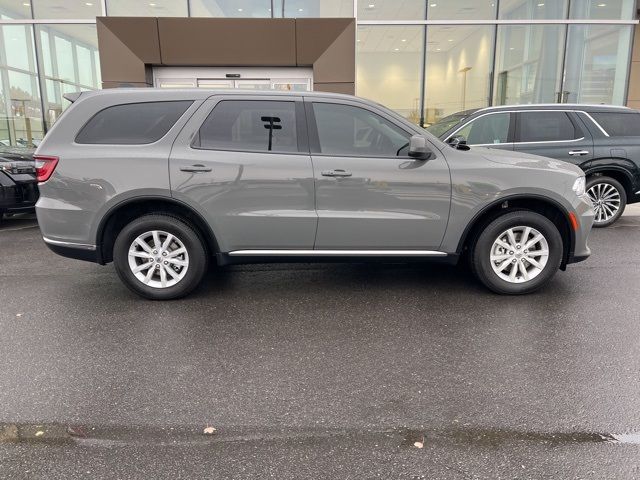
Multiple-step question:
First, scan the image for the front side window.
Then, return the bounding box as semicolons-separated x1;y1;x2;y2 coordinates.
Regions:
312;103;411;157
76;101;192;145
196;100;298;153
517;111;578;142
455;112;510;145
590;112;640;137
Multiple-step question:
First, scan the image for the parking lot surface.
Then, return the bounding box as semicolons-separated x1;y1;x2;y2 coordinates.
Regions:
1;207;640;478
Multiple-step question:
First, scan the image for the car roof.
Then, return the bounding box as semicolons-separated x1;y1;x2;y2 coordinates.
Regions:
473;103;634;114
68;88;370;104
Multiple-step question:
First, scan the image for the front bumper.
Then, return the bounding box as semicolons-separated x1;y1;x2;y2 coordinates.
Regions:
566;194;595;265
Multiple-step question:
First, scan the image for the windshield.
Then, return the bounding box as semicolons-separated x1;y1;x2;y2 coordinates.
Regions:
425;113;471;138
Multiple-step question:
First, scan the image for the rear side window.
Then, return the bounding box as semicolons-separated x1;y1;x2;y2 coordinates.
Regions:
196;100;298;153
590;112;640;137
75;101;193;145
517;111;578;142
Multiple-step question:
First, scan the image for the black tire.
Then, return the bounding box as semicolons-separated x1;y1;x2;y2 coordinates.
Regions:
470;210;563;295
586;176;626;228
113;214;208;300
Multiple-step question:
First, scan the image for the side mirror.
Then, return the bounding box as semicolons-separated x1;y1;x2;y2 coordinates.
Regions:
447;135;470;150
408;135;431;160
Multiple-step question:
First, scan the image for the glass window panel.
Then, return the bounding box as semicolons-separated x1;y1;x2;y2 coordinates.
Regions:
0;68;43;148
590;112;640;137
517;111;578;142
563;24;632;105
312;102;411;157
499;0;568;19
1;25;36;72
569;0;635;19
36;25;100;129
456;112;510;145
493;25;565;105
427;0;496;20
356;26;423;123
357;0;424;20
77;101;193;145
0;0;33;19
424;25;494;126
106;0;187;16
32;0;101;19
278;0;353;17
197;100;298;152
190;0;271;17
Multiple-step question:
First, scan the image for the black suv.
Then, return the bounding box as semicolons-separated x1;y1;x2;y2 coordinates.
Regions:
427;105;640;227
0;148;38;223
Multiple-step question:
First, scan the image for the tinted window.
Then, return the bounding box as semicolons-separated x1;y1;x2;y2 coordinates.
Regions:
197;100;298;153
590;112;640;137
312;103;411;157
456;112;510;145
76;101;192;145
518;111;578;142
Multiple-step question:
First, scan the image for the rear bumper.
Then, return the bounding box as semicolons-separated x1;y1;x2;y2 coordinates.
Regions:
42;237;99;263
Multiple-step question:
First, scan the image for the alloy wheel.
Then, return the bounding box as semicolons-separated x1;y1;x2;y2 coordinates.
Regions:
127;230;189;289
587;182;621;224
490;226;549;284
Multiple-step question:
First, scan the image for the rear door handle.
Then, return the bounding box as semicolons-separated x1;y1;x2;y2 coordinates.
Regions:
180;164;212;173
568;150;589;156
321;169;352;177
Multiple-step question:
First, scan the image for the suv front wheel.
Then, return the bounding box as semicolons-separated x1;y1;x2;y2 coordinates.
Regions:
471;211;563;294
586;176;626;228
113;214;208;300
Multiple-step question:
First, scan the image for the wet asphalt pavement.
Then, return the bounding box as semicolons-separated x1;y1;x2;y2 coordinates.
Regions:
0;207;640;479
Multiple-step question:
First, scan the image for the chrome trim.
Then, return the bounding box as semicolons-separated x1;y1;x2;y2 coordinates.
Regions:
228;249;447;257
475;103;632;113
357;20;639;25
580;111;610;137
42;237;96;251
445;108;601;144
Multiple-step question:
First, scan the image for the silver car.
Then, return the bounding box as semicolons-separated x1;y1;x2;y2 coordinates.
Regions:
34;89;594;300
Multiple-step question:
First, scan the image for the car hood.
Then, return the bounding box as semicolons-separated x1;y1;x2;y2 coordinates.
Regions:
472;146;583;177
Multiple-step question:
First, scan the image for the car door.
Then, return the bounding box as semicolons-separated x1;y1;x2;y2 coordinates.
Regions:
513;110;594;165
169;95;317;252
306;99;451;250
446;111;514;150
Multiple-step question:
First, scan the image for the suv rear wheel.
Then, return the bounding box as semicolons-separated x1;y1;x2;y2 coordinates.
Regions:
586;176;626;228
113;214;208;300
471;211;563;294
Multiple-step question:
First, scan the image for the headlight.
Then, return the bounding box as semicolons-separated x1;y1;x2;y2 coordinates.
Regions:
572;176;586;197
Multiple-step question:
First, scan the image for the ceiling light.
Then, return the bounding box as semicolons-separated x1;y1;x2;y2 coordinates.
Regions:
597;2;606;6
401;39;407;42
298;8;303;11
394;48;399;51
367;4;375;8
537;2;544;6
149;2;156;6
509;47;515;50
436;48;441;51
85;2;93;5
237;7;243;11
447;39;453;42
430;3;437;7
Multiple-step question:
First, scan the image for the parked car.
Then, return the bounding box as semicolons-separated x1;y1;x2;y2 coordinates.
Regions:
35;89;593;299
426;104;640;227
0;148;38;223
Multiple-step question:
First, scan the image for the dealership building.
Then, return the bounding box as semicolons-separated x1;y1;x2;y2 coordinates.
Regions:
0;0;638;149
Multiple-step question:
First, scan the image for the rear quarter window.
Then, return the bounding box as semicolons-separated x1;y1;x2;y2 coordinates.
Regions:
590;112;640;137
75;101;193;145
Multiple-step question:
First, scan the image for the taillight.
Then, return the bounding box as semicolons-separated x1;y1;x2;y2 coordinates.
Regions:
34;155;59;183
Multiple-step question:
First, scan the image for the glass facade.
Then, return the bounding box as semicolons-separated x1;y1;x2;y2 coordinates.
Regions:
0;0;635;149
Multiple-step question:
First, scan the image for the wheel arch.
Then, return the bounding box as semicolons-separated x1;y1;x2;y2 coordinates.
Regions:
96;196;220;265
457;194;575;268
584;165;634;198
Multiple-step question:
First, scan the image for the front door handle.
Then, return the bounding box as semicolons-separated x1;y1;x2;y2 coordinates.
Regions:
321;169;352;177
180;164;212;173
568;150;589;156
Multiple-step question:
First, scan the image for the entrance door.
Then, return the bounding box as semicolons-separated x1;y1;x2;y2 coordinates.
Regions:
154;66;313;92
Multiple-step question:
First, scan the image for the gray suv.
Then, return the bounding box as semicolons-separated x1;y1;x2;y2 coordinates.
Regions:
427;104;640;227
35;89;593;299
